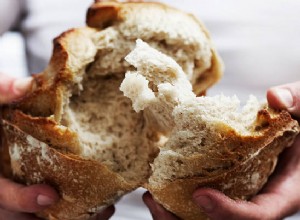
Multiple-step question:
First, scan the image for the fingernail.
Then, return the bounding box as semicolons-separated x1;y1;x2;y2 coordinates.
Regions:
13;77;33;95
194;195;215;212
37;195;55;206
274;88;294;109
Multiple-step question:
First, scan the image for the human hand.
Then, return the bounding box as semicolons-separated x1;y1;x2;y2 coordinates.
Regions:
0;73;58;219
267;81;300;118
0;178;114;220
0;73;33;103
143;81;300;220
0;73;114;220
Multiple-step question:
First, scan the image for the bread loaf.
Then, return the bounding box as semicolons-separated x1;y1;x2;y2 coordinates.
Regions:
0;1;222;219
0;1;298;220
120;39;299;220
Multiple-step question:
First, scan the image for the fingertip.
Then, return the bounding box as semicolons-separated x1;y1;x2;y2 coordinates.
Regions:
267;88;278;108
192;188;248;219
193;188;224;201
13;77;33;96
0;75;33;104
142;191;153;204
267;87;294;110
142;191;156;213
142;191;165;214
192;188;222;213
19;184;59;212
143;191;179;220
95;205;115;220
267;82;300;118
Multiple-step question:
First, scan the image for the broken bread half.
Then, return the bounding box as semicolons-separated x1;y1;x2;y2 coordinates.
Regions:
120;40;300;220
0;1;223;220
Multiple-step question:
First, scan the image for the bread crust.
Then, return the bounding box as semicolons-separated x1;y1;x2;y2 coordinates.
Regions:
147;109;299;220
0;26;132;220
10;27;98;121
86;1;223;95
2;120;135;220
1;1;297;220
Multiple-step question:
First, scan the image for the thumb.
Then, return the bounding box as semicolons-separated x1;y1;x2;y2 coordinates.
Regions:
0;177;59;213
192;188;297;220
94;206;115;220
0;74;33;104
267;81;300;118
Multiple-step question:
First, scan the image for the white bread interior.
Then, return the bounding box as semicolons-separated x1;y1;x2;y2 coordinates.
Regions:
120;39;262;184
0;2;224;219
87;1;217;88
1;2;298;220
61;74;155;183
120;39;299;220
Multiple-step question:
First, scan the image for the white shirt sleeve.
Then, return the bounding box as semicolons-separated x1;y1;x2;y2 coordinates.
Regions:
0;0;24;35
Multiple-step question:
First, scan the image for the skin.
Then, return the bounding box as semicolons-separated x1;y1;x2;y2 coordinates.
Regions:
144;81;300;220
0;73;114;220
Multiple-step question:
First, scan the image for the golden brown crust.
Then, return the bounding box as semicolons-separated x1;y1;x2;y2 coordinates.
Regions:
193;49;223;96
87;1;121;28
3;120;135;220
2;109;81;154
0;2;297;220
147;110;299;220
0;26;128;219
86;1;223;96
9;27;97;121
86;1;173;29
0;117;13;178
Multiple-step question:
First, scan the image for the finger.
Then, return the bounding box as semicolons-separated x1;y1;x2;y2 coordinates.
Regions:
0;207;42;220
193;188;298;220
143;192;180;220
0;73;33;104
267;81;300;118
0;178;59;213
93;205;115;220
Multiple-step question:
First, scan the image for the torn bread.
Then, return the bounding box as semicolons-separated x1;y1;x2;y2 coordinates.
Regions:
120;40;300;220
0;1;222;220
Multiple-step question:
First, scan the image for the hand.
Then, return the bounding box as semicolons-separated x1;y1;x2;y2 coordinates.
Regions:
0;73;33;103
143;192;180;220
0;180;115;220
267;81;300;118
144;81;300;220
0;73;58;219
91;206;115;220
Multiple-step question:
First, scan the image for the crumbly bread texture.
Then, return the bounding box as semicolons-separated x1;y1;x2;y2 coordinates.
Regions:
0;1;223;220
1;1;298;220
120;40;300;220
86;1;223;95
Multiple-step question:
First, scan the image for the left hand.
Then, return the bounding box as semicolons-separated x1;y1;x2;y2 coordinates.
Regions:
144;81;300;220
0;73;33;103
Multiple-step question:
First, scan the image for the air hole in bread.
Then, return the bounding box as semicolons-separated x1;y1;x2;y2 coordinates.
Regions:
59;72;158;183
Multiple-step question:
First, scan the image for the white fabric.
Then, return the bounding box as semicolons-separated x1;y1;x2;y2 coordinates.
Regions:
163;0;300;102
0;0;299;219
0;0;23;35
0;32;27;77
22;0;93;73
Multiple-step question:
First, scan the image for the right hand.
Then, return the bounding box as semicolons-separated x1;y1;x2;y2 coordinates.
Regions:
143;81;300;220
